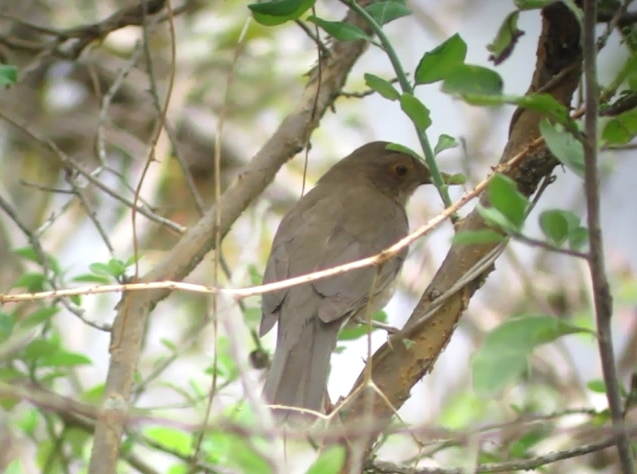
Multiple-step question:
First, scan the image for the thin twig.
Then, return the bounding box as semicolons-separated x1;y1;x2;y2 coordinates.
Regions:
509;232;588;259
582;1;635;472
0;138;538;305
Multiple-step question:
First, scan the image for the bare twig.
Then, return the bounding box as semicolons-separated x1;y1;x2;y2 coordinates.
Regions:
0;142;536;305
583;1;635;472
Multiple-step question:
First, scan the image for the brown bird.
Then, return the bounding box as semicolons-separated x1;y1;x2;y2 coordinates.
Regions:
259;141;443;418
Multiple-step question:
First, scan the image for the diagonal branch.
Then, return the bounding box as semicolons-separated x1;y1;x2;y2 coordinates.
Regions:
86;1;387;472
336;2;585;469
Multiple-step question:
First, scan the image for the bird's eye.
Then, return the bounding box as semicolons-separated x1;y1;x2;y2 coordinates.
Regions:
394;164;409;177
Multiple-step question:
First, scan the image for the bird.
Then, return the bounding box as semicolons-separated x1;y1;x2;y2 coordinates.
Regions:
259;141;444;419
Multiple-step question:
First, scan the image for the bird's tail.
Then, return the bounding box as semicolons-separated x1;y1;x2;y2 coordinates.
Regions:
262;317;341;420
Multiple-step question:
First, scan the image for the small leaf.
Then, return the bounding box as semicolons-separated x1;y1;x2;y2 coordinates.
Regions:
399;93;432;131
540;119;586;177
402;338;415;350
568;227;589;251
515;0;558;8
442;64;504;96
415;33;467;85
587;379;606;393
472;315;591;396
508;428;546;458
385;143;422;160
248;0;316;26
89;263;112;276
477;205;517;233
0;65;17;87
487;11;524;65
13;272;46;292
23;339;58;360
602;108;637;145
71;273;111;284
243;307;262;326
339;311;388;341
445;173;466;185
487;174;529;230
20;307;59;329
0;312;15;340
539;210;570;246
39;351;92;367
434;134;458;154
364;73;400;101
517;94;571;126
308;16;372;42
452;229;505;245
365;0;411;26
107;259;127;278
305;446;345;474
248;265;263;286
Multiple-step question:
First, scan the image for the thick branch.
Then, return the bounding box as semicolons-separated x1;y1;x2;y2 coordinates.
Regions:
337;3;584;470
86;2;385;473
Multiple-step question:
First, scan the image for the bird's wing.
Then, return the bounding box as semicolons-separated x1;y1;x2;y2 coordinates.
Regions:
311;200;408;323
259;185;408;336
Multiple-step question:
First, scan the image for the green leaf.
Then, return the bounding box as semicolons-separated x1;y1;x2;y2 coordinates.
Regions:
434;134;458;154
0;64;17;87
452;229;506;245
4;459;23;474
515;0;558;8
568;227;589;251
438;391;487;430
339;311;388;340
539;210;568;246
477;205;517;233
243;307;262;326
364;73;400;101
385;143;422;160
145;427;191;456
23;339;59;360
487;11;524;65
446;173;466;184
89;262;113;276
305;446;345;474
13;272;46;292
472;349;529;396
248;0;316;26
472;315;591;396
248;265;263;285
508;428;546;458
39;351;92;367
602;108;637;145
0;312;15;340
399;93;432;131
539;119;585;177
71;273;111;284
415;33;467;85
442;64;504;96
487;174;529;229
12;247;61;275
308;16;372;42
365;0;411;26
81;384;105;404
517;94;571;126
587;379;606;393
20;307;59;329
107;258;127;278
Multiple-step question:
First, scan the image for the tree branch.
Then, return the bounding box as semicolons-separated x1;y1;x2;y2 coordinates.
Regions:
336;3;585;470
85;1;385;472
583;0;636;472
